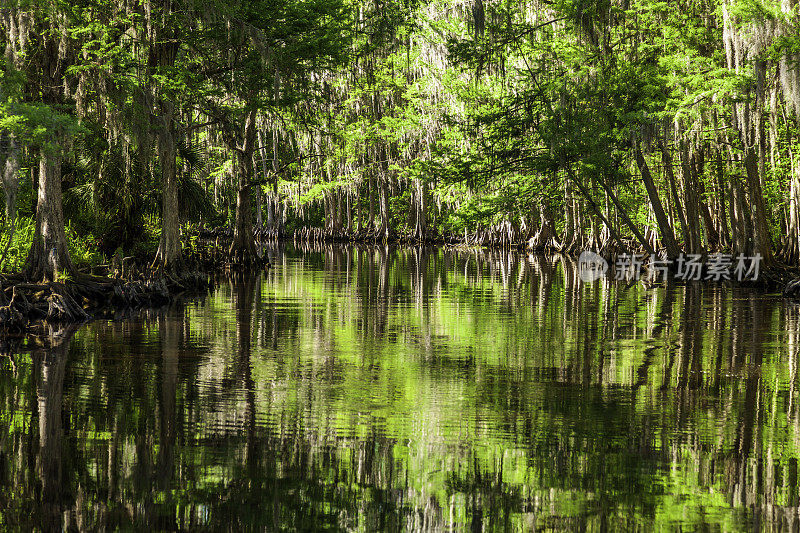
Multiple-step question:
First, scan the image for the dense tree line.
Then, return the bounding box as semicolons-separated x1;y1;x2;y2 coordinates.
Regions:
1;0;800;281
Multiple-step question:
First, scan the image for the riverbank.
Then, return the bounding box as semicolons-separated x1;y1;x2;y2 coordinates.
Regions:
0;230;280;335
196;225;800;291
2;233;798;337
0;271;213;335
0;229;281;335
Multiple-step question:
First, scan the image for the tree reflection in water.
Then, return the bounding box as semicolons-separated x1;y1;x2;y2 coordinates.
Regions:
1;244;800;530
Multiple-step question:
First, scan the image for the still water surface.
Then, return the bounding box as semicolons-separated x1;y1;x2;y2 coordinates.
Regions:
2;245;800;531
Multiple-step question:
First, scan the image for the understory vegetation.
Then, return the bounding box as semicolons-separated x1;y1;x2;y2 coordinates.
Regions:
1;0;800;280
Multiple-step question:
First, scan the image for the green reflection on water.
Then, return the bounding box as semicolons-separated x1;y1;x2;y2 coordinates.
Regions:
1;245;798;531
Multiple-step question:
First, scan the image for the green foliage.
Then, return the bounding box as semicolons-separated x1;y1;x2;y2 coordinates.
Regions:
2;0;800;271
0;218;101;272
1;61;85;152
66;222;103;269
0;218;34;273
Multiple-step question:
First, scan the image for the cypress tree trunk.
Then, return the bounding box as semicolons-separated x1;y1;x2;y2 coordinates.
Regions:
597;173;656;256
375;143;391;239
355;185;362;233
744;149;774;264
255;185;263;228
691;149;720;249
679;143;703;253
323;193;331;233
786;139;800;264
25;20;75;282
566;167;627;252
230;110;259;264
563;179;576;251
336;189;343;234
346;190;353;234
147;0;181;273
661;141;689;251
715;146;731;247
1;135;19;221
729;161;753;257
530;202;558;249
378;168;390;240
379;179;389;239
0;32;20;223
407;184;417;234
266;196;274;231
635;145;680;258
25;150;76;282
368;175;375;231
258;128;269;229
695;180;720;249
152;105;182;272
231;153;257;263
728;177;743;256
414;178;427;240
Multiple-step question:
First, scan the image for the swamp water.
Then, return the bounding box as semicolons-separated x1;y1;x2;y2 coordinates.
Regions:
1;244;799;531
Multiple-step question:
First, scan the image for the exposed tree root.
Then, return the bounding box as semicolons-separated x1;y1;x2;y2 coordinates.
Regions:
0;270;213;335
196;225;800;293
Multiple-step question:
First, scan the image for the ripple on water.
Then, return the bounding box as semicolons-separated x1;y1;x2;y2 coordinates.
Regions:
1;246;792;531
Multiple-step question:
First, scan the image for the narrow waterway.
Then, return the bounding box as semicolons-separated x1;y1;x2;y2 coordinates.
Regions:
1;244;798;530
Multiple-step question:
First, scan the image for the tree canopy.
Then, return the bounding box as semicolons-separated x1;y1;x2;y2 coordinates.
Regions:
1;0;800;279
